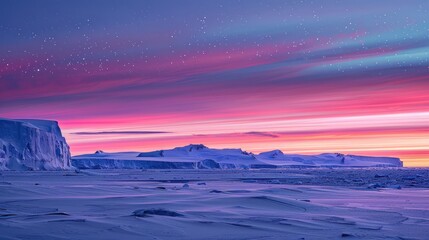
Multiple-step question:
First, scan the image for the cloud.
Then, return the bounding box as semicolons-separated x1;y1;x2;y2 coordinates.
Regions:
72;131;171;135
245;131;279;138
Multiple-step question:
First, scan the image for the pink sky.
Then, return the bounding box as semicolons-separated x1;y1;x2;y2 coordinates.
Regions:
1;1;428;166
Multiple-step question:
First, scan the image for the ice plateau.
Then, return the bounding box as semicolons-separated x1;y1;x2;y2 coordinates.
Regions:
72;144;403;169
0;118;71;170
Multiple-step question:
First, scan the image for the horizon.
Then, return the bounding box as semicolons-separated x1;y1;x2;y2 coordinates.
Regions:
71;142;404;159
1;0;428;167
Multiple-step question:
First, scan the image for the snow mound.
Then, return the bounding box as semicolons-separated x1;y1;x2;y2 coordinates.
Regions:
0;118;71;170
257;150;285;159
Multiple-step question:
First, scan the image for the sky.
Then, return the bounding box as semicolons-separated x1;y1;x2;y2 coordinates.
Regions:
1;0;428;166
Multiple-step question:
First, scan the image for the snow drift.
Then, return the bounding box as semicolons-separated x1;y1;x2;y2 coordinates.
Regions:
72;144;403;169
0;118;71;170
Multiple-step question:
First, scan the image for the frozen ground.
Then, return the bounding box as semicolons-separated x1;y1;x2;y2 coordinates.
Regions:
1;168;428;240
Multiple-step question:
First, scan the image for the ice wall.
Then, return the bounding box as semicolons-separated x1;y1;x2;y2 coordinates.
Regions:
0;118;71;170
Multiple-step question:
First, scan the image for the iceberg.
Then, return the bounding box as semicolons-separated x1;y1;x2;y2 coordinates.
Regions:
0;118;71;170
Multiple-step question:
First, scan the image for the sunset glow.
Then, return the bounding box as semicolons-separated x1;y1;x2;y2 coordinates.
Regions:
1;1;428;166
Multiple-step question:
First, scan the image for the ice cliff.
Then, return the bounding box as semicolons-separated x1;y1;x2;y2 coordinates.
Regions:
0;118;71;170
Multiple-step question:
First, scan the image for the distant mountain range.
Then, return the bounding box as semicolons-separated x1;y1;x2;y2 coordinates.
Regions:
72;144;403;169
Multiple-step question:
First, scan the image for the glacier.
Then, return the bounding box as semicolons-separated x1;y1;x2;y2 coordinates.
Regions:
72;144;403;169
0;118;71;170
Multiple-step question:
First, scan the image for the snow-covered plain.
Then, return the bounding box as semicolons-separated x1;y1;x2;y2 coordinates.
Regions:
0;119;425;239
1;168;428;240
72;144;403;169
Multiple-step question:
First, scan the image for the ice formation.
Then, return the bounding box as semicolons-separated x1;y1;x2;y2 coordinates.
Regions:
72;144;403;169
0;118;71;170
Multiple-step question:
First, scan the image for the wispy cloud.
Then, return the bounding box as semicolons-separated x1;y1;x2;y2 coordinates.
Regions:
245;131;279;138
72;131;171;135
